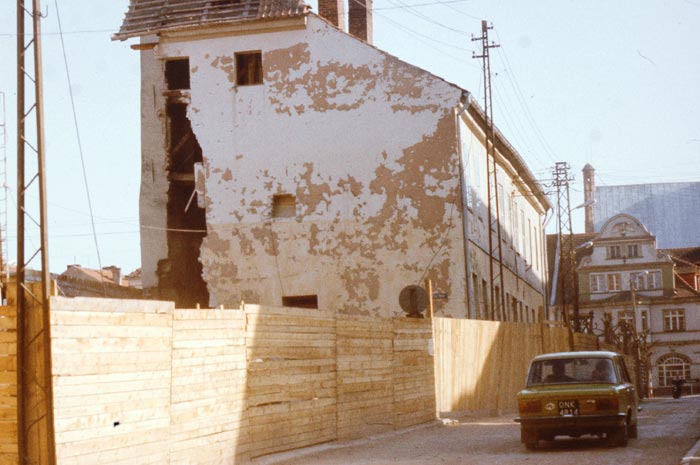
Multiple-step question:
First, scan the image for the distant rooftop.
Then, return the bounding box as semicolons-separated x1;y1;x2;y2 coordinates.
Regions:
593;182;700;249
113;0;310;41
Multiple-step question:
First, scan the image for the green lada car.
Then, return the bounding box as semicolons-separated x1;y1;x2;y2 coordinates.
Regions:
515;351;639;450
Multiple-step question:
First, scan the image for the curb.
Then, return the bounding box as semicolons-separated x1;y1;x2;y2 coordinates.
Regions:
681;437;700;465
252;420;441;465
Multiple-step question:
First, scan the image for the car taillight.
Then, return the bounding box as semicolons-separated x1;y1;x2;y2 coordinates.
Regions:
596;398;619;410
518;399;541;413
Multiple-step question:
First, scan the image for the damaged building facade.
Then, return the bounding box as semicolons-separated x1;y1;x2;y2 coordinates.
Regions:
114;0;551;318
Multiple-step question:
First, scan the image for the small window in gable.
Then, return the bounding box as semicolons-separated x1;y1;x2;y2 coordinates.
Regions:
282;295;318;309
607;245;622;259
165;58;190;90
236;51;263;86
627;244;640;258
272;194;296;218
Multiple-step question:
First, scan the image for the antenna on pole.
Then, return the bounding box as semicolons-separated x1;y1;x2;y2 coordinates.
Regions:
472;21;505;321
16;0;56;463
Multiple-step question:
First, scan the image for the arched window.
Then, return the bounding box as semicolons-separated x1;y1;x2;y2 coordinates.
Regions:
657;354;691;387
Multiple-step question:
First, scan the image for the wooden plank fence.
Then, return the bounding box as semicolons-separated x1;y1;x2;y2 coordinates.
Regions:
0;296;613;465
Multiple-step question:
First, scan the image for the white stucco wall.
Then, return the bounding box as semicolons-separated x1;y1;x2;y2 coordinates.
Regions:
142;16;469;316
137;14;549;318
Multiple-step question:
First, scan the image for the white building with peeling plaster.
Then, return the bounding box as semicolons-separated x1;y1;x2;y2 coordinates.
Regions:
114;0;551;319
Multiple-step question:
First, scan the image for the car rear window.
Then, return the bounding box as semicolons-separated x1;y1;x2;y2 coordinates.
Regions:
526;357;617;386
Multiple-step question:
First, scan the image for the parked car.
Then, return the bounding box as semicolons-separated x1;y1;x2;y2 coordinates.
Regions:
515;351;639;450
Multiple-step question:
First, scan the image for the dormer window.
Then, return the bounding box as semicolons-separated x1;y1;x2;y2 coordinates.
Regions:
607;245;622;259
627;244;640;258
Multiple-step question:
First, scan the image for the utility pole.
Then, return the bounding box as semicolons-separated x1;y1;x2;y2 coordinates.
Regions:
16;1;55;463
552;162;578;346
472;20;505;321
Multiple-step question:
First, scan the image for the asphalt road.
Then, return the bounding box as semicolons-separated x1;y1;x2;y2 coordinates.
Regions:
256;395;700;465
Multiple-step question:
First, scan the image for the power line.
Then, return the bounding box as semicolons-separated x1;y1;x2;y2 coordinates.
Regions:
54;0;106;296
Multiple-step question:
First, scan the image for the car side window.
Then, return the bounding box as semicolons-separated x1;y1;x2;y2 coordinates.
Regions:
617;358;632;383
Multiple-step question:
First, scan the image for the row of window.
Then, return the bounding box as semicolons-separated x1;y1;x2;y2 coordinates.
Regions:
470;274;538;323
165;52;263;90
461;142;541;274
589;270;661;293
615;308;685;332
606;244;641;259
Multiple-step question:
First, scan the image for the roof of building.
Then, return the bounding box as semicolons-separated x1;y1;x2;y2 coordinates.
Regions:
61;265;120;284
592;181;700;249
662;247;700;267
113;0;310;41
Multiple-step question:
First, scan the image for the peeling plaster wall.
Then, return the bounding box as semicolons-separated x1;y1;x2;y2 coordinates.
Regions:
139;15;547;318
140;47;169;290
143;16;466;317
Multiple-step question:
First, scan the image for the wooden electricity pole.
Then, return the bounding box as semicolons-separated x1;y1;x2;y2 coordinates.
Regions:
16;0;55;463
472;21;505;321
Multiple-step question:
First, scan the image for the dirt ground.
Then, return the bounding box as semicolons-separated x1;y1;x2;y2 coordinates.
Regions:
254;395;700;465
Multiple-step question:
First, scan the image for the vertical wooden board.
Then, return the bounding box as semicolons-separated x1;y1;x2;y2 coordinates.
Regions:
433;319;596;416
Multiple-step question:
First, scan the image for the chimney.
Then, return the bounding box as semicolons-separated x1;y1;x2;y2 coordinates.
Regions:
582;164;595;233
349;0;372;43
318;0;346;31
103;266;122;286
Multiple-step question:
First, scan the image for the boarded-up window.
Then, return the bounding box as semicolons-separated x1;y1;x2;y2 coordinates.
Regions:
272;194;296;218
236;51;263;86
165;58;190;90
282;295;318;309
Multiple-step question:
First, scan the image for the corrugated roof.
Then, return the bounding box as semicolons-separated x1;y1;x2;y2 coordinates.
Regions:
113;0;310;41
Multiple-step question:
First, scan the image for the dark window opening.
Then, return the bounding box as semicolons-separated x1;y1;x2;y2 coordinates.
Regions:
165;58;190;90
167;104;201;176
235;51;263;86
283;295;318;309
272;194;296;218
158;98;209;308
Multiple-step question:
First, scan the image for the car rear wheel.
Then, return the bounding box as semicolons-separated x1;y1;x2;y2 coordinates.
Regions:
522;430;538;450
628;421;638;439
609;424;628;447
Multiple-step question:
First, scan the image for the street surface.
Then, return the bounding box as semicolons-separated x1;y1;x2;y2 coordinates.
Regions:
258;395;700;465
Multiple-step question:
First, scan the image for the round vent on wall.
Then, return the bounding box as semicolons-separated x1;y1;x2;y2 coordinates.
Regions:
399;285;427;318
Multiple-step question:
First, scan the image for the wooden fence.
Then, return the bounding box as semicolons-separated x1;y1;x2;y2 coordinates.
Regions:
30;298;435;464
0;305;17;465
433;319;599;413
0;296;610;464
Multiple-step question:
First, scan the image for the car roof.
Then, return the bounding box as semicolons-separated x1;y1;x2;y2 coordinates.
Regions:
531;351;620;362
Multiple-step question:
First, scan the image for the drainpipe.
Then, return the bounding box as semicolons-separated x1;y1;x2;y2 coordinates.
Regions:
456;91;474;318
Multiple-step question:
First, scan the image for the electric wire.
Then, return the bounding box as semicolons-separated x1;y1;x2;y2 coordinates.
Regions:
54;0;108;292
493;30;559;164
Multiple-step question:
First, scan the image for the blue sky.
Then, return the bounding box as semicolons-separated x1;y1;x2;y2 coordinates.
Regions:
0;0;698;274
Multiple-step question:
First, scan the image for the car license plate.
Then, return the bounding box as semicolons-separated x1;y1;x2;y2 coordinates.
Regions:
558;400;579;416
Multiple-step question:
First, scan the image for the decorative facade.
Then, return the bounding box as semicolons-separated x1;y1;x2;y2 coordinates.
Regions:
577;213;700;395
